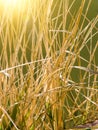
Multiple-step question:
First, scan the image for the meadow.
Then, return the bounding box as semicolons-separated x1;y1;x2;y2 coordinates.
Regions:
0;0;98;129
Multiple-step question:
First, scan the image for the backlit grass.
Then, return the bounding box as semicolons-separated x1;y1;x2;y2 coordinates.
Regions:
0;0;98;129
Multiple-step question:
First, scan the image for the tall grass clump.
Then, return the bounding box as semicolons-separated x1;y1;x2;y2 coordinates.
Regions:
0;0;98;129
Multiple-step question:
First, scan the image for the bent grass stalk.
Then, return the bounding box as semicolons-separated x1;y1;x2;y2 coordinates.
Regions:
0;0;98;129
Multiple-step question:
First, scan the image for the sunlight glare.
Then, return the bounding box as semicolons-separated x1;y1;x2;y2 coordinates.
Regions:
0;0;26;9
0;0;26;14
5;0;17;6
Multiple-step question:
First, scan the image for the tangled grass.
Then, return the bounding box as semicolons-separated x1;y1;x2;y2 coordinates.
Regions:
0;0;98;129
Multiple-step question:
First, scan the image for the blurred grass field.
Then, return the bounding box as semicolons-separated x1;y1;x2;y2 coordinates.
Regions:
0;0;98;129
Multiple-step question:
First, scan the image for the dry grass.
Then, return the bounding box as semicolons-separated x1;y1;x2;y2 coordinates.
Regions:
0;0;98;129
